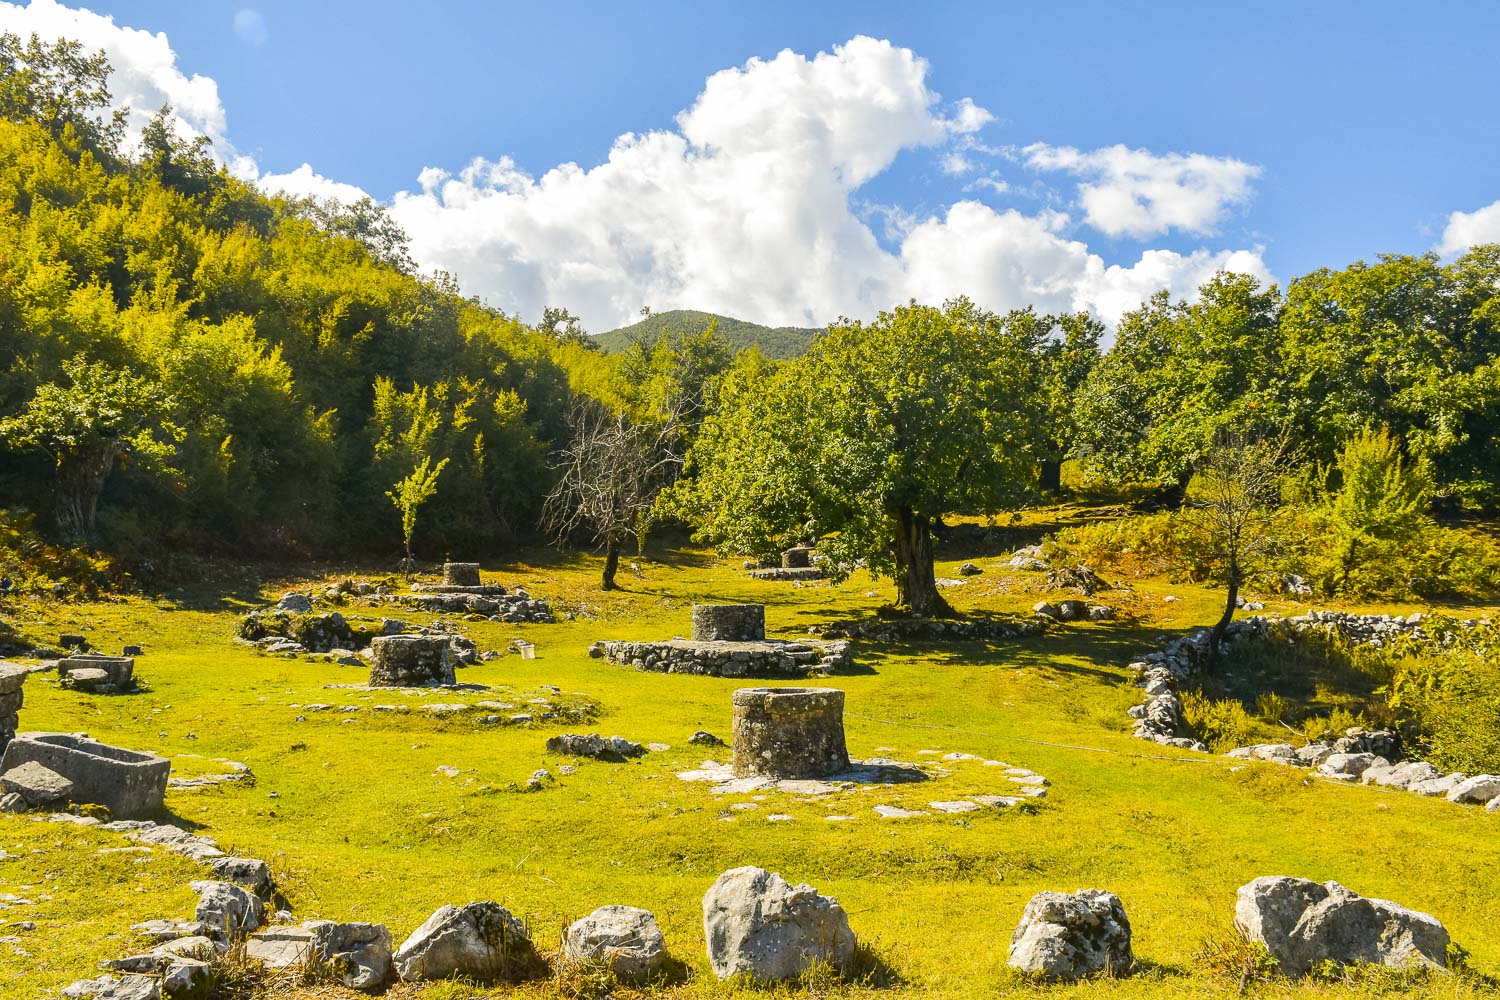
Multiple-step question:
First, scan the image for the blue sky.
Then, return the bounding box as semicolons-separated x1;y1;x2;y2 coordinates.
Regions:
5;0;1499;331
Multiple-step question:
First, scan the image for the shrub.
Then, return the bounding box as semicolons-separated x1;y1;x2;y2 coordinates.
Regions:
1181;690;1261;751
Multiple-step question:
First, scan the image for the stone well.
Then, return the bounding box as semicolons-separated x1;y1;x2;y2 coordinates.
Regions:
0;732;169;817
369;635;455;687
442;562;482;588
692;604;765;643
732;687;850;779
781;546;813;569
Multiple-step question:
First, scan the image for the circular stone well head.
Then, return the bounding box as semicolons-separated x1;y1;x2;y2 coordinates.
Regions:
731;686;850;779
691;604;765;642
781;546;813;569
442;562;482;587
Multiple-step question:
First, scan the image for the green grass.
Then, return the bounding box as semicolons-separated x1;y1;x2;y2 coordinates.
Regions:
1;534;1498;998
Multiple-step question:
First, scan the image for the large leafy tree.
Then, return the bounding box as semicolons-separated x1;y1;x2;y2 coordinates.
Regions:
1074;272;1281;501
677;298;1047;616
0;32;124;158
1277;248;1500;504
0;358;178;543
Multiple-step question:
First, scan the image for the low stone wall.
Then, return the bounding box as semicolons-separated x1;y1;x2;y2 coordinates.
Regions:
732;687;850;779
692;604;766;642
1126;611;1494;759
369;635;455;687
590;638;853;679
815;616;1045;642
748;567;827;582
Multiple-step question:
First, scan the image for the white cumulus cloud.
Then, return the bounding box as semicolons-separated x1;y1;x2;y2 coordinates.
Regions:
0;0;235;160
1024;142;1261;240
0;8;1273;334
258;163;370;205
1437;200;1500;256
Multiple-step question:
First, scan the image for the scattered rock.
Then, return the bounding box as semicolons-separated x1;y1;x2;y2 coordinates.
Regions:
1008;889;1134;980
562;905;668;986
689;730;726;747
305;920;396;992
0;760;74;809
393;902;538;982
957;562;982;576
702;866;856;982
189;880;262;940
1234;876;1450;976
545;733;645;762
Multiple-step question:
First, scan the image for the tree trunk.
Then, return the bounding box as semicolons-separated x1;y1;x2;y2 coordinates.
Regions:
1208;561;1239;668
54;441;122;546
601;536;621;590
1039;458;1063;496
893;506;951;617
1150;467;1196;511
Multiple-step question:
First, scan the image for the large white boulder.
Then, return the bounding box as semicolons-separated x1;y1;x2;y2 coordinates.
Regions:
702;866;856;982
1446;774;1500;805
394;902;537;982
1234;876;1449;976
562;905;668;985
1007;889;1134;980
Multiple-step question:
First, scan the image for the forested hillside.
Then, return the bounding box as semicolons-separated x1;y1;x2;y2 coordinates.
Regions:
593;309;819;359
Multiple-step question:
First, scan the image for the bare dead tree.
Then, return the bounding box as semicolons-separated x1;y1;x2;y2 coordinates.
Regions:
542;399;683;590
1180;431;1289;664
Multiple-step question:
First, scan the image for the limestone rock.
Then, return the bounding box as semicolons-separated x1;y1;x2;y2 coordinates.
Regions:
1234;876;1449;976
1007;889;1134;980
957;562;982;576
1445;774;1500;805
1;760;74;808
306;920;395;991
394;902;537;982
1317;753;1385;780
702;866;856;981
245;926;313;969
689;730;726;747
189;880;263;939
563;905;668;985
209;857;274;898
544;733;645;762
61;974;161;999
275;592;313;613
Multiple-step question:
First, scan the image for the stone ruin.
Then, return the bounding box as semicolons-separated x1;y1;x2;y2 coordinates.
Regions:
399;561;555;622
0;662;22;753
368;634;456;687
748;546;827;582
0;732;169;817
57;653;138;694
732;687;850;779
590;603;853;679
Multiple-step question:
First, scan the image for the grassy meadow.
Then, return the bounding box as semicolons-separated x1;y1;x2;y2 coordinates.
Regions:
2;511;1498;999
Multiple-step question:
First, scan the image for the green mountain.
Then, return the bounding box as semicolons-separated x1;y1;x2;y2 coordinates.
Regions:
592;310;822;360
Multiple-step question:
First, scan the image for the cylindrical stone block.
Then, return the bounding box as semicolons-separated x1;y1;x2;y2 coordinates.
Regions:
369;635;455;687
443;562;482;587
781;546;812;569
691;604;765;642
732;687;850;779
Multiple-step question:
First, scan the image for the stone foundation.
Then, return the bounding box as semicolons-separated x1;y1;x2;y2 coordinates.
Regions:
590;638;851;678
0;732;169;817
396;592;552;622
732;687;850;779
443;562;482;587
692;604;765;642
369;635;455;687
